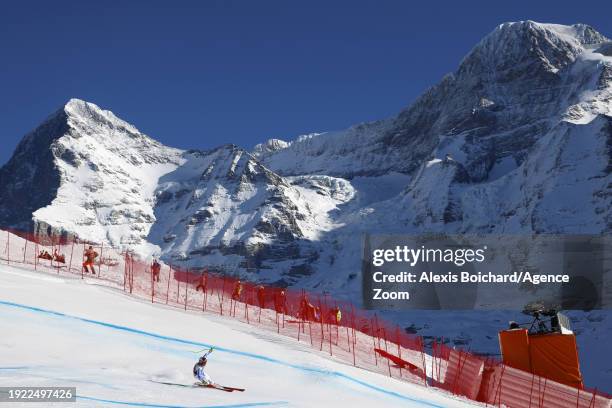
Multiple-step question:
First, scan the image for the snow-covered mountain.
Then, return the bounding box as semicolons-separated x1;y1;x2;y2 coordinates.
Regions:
0;99;184;254
146;144;351;284
2;20;610;283
0;21;611;381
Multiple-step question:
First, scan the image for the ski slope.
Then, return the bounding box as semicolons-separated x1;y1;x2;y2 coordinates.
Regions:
0;265;477;407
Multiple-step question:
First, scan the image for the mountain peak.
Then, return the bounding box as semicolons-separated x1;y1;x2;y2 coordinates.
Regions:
456;21;609;83
62;98;141;136
493;21;608;46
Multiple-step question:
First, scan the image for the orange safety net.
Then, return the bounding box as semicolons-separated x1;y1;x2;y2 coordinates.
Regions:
530;333;583;389
499;329;531;372
2;227;608;406
499;329;584;389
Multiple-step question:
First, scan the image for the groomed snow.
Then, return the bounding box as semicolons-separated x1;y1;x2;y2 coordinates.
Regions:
0;265;478;408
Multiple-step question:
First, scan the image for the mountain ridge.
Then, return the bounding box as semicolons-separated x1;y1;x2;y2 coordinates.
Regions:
1;19;610;275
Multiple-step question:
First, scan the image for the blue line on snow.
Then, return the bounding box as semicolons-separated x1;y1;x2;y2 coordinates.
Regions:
77;395;288;408
0;300;445;407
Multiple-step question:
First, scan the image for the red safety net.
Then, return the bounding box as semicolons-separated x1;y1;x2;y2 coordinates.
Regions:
0;228;610;408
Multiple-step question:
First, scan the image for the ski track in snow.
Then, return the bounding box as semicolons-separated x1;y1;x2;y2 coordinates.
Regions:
0;300;444;408
77;395;287;408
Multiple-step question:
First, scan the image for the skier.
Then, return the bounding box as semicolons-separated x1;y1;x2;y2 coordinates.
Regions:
82;245;98;274
184;347;245;392
150;346;243;392
193;348;215;386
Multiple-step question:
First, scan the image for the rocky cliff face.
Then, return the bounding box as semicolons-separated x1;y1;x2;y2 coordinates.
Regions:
147;145;346;284
0;108;68;231
0;99;184;251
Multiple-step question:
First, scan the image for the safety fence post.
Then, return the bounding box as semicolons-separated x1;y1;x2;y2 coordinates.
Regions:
130;255;134;293
334;301;340;346
371;317;378;366
23;235;27;264
122;253;126;291
99;242;103;278
151;264;154;303
528;372;536;408
203;272;208;312
493;364;505;407
431;340;437;385
276;309;280;333
318;297;324;351
184;271;188;311
6;230;9;265
382;328;391;377
575;383;580;408
396;325;402;378
350;303;356;366
220;277;225;316
326;297;332;356
538;378;548;408
54;235;59;273
282;293;286;329
346;324;351;354
204;272;208;311
165;265;171;304
68;241;74;273
308;311;313;347
245;294;250;324
588;388;597;408
419;337;427;386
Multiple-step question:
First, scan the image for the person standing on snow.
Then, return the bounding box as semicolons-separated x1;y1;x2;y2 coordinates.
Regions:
83;245;98;275
193;348;214;386
256;285;265;309
151;259;161;282
232;280;242;301
196;268;208;292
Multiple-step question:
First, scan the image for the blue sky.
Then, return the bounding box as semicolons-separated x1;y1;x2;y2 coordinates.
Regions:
1;0;610;165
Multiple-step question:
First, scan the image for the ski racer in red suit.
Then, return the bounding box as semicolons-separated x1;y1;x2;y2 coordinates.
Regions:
83;246;98;275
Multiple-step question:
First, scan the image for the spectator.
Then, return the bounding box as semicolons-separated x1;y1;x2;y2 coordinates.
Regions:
256;285;266;309
39;250;53;260
53;249;66;264
329;306;342;325
196;268;208;292
151;259;161;282
274;290;287;314
232;280;242;301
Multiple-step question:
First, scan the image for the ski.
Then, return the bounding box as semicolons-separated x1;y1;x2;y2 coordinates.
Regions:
203;384;245;392
150;380;245;392
149;380;193;387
